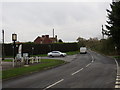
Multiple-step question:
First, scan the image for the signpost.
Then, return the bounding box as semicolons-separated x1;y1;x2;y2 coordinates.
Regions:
12;33;17;67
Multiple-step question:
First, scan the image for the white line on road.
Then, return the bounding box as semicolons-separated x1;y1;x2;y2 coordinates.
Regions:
43;79;64;90
86;63;91;67
116;78;120;81
88;52;94;63
114;58;120;88
115;85;120;88
116;81;120;84
115;59;119;74
91;55;94;62
117;76;120;78
71;68;83;75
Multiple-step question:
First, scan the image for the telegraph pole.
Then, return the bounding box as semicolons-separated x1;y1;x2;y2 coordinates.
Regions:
102;25;104;39
2;29;4;60
53;28;54;38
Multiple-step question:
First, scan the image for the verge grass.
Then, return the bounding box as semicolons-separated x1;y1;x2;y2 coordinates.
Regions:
113;56;120;59
3;59;13;62
66;51;79;55
2;59;66;79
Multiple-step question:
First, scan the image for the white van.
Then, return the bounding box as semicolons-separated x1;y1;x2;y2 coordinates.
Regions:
80;47;87;54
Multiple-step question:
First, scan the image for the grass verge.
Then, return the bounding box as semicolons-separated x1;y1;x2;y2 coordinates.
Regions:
31;54;47;57
66;51;79;55
91;49;120;60
113;56;120;59
2;59;66;80
3;59;13;62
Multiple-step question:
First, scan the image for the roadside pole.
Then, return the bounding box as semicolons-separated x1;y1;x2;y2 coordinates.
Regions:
2;29;5;60
12;33;17;67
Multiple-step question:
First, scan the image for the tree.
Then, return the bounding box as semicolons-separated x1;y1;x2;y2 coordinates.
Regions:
77;37;86;46
77;37;86;42
105;1;120;53
58;39;63;43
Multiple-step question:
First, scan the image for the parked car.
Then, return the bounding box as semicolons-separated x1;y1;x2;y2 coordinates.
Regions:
80;47;87;54
47;51;67;57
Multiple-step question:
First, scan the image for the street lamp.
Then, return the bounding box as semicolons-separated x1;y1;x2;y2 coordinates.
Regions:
12;33;17;59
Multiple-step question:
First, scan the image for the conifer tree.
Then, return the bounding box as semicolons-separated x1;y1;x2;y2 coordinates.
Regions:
105;1;120;53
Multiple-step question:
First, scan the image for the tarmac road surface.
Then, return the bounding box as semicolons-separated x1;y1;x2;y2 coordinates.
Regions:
3;50;117;89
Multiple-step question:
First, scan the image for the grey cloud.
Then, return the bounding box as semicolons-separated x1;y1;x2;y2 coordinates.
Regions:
2;2;110;42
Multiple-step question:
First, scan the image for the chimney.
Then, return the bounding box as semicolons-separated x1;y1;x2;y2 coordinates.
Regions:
42;35;45;38
45;35;49;38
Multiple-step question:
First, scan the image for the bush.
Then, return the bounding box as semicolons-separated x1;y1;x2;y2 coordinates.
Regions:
87;38;116;55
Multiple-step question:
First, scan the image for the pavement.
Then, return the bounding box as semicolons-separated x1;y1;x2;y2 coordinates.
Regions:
2;62;13;71
2;51;117;88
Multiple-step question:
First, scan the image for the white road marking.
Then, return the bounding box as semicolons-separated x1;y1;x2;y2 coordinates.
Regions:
114;58;120;88
116;78;120;81
88;52;94;63
43;79;64;90
91;55;94;62
117;76;120;78
71;68;83;75
115;59;119;74
86;63;91;67
116;82;120;84
115;85;120;88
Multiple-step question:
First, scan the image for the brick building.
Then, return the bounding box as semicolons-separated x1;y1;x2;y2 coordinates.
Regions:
34;35;57;44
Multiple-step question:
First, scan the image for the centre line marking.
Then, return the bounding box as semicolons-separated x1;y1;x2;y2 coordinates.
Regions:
86;63;91;67
71;68;83;75
43;79;64;90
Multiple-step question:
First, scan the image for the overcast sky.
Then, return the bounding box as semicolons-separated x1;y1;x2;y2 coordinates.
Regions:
0;0;112;43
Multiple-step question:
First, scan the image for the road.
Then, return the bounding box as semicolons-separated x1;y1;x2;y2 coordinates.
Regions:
3;50;117;89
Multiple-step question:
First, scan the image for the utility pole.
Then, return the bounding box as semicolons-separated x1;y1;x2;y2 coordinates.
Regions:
53;28;54;38
102;25;104;39
2;29;4;60
112;0;115;2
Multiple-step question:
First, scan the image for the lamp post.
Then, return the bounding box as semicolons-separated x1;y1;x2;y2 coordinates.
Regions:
2;29;5;60
12;33;17;59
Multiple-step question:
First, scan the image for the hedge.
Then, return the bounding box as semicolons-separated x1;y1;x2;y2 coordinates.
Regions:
4;43;79;56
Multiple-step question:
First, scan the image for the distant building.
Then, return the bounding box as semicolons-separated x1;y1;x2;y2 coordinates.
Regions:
34;35;57;44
